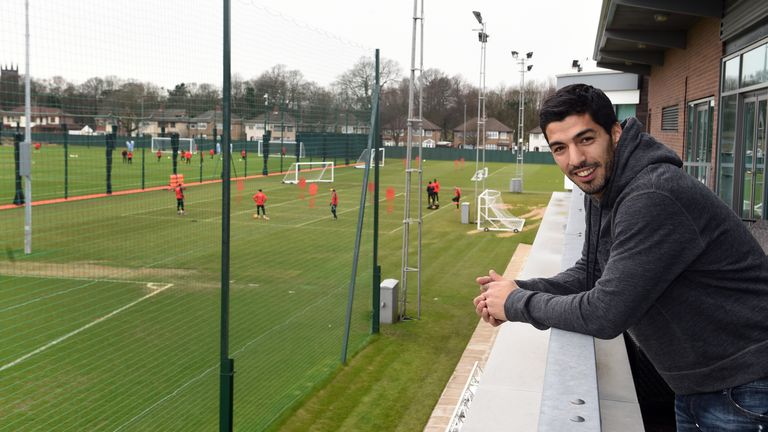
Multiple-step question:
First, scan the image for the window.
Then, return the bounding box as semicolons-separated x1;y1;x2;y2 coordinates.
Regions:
661;105;679;131
499;132;507;139
723;57;739;92
486;131;499;139
198;122;207;129
741;44;768;88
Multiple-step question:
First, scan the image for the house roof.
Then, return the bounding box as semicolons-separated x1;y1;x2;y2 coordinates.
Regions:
453;117;514;132
383;118;441;131
6;105;65;115
248;111;297;125
147;109;188;121
191;110;243;122
529;126;543;134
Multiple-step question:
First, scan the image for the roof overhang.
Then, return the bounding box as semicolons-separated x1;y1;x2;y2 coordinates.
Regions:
593;0;723;75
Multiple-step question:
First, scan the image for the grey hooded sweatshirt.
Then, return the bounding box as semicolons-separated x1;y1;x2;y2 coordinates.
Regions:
505;117;768;395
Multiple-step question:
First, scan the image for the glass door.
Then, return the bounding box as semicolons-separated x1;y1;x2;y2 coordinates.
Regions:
741;92;768;219
685;100;713;186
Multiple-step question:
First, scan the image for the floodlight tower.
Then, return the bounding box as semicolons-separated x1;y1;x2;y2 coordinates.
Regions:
400;0;425;320
473;11;489;201
511;50;532;187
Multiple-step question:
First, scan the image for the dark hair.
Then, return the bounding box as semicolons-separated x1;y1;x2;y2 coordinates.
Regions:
539;84;617;141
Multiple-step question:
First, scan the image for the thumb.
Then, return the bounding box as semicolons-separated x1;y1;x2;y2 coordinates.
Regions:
489;269;504;281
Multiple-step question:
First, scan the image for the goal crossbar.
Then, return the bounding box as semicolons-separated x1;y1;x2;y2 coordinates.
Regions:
282;161;335;184
151;137;197;153
355;148;385;168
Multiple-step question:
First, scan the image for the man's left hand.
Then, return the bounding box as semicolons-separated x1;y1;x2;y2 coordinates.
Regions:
473;270;518;325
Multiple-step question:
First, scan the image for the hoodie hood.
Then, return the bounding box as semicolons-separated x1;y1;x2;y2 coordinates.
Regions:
601;118;682;208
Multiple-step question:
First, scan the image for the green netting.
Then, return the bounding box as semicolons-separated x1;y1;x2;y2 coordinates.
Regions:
0;1;385;430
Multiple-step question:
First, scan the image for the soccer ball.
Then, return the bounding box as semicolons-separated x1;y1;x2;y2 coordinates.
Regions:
252;214;259;219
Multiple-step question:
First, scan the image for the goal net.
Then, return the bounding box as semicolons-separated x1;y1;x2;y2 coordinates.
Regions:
476;189;525;232
282;161;335;184
151;137;197;153
258;140;305;158
354;148;385;168
471;167;489;181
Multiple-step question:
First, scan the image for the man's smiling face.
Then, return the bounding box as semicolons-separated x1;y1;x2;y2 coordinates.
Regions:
545;113;621;200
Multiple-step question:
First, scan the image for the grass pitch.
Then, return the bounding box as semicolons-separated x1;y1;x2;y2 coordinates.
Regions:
0;152;564;431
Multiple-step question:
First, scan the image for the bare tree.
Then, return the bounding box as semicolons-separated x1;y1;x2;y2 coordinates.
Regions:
332;56;401;111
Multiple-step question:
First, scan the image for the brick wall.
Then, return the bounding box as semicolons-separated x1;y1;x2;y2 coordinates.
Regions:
647;18;722;167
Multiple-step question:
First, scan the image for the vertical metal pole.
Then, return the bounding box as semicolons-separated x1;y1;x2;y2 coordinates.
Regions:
23;0;32;254
416;0;425;319
342;84;379;364
63;124;69;198
473;20;486;205
141;141;146;190
401;0;423;320
372;50;381;334
219;0;234;430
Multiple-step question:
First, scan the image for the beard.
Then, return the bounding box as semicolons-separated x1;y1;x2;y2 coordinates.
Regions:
568;138;615;198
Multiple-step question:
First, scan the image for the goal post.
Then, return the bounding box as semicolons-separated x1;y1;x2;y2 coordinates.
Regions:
151;137;197;153
282;161;335;184
476;189;525;232
258;140;305;158
354;148;385;168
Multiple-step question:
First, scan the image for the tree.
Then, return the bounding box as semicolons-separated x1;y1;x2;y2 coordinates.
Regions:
333;56;401;111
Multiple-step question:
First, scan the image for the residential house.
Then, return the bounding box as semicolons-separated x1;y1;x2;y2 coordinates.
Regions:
452;117;514;150
190;110;244;140
382;118;441;147
528;126;548;152
1;106;76;132
137;109;190;138
245;109;298;142
593;0;768;219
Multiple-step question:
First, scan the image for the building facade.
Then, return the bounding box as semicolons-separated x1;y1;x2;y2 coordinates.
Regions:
593;0;768;220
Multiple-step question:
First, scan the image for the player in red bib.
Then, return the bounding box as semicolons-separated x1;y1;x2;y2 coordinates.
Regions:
252;189;268;220
452;186;461;208
175;183;186;215
330;188;339;220
156;149;162;161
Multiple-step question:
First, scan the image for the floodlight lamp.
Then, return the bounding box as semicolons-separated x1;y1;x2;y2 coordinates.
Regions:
526;52;533;59
511;51;519;58
472;11;483;24
527;65;533;71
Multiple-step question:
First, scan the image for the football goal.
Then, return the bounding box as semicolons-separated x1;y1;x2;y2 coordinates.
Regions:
282;161;335;184
354;148;385;168
476;189;525;232
258;140;305;158
471;167;489;181
151;137;197;153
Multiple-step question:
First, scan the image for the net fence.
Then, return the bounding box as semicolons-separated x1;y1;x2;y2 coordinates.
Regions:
0;1;386;430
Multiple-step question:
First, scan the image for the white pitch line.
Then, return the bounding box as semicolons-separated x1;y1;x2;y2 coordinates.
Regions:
296;192;405;227
388;202;452;234
0;283;173;373
0;277;168;313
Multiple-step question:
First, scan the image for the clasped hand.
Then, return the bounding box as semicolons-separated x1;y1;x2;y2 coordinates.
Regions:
473;269;518;327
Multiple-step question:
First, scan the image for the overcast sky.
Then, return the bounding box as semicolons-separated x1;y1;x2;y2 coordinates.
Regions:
1;0;606;90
